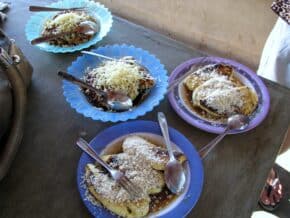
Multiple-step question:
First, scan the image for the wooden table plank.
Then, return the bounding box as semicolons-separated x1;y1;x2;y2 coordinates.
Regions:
0;1;289;217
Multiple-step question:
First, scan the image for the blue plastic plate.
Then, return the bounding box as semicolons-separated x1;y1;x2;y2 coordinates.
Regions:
25;0;112;53
77;120;204;218
63;44;168;122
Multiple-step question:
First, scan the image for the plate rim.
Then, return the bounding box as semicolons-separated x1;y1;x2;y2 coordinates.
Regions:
76;120;204;218
168;56;270;134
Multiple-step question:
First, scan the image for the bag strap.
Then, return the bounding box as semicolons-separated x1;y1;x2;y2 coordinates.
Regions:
0;47;27;180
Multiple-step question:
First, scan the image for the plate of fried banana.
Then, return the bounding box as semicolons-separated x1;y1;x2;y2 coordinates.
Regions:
168;57;270;134
77;120;203;218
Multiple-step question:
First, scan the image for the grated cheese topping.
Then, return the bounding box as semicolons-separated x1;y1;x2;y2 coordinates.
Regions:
43;12;94;33
122;135;169;167
85;59;144;100
184;64;259;117
193;77;244;115
184;65;229;91
192;65;225;81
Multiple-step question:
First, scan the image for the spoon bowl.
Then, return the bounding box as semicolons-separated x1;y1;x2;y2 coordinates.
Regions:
78;20;100;36
58;71;133;111
165;159;186;194
106;90;133;112
158;112;186;194
227;114;250;131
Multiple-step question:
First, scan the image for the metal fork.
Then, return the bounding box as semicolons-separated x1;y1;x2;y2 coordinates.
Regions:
76;137;144;199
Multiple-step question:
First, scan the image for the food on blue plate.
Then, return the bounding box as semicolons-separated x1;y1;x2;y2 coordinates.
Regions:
85;163;151;218
183;64;258;121
42;11;99;46
84;135;186;217
83;56;155;110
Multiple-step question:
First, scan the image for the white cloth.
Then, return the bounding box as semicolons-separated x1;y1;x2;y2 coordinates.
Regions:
257;18;290;88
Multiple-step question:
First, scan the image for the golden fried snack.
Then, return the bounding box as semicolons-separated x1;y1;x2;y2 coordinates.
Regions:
184;64;258;120
85;164;150;218
122;135;187;171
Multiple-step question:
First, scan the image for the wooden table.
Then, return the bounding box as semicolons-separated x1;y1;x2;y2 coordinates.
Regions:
1;1;290;217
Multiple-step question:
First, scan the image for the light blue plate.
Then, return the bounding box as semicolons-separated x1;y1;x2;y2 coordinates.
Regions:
77;120;204;218
25;0;112;53
63;44;168;122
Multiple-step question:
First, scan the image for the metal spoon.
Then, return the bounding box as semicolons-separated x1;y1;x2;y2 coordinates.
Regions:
158;112;186;194
31;21;99;45
199;114;250;159
58;71;133;111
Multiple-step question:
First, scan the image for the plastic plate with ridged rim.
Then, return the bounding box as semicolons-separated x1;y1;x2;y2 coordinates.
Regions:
77;120;204;218
63;44;168;122
168;57;270;134
25;0;112;53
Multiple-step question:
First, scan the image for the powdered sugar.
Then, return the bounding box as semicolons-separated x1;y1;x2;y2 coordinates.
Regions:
186;64;247;116
85;136;166;203
193;77;244;115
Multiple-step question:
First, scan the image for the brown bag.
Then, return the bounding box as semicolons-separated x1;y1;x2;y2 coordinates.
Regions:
0;29;33;180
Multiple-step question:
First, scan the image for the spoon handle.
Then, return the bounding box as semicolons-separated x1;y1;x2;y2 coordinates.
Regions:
167;56;208;94
76;138;113;172
81;51;115;61
81;51;145;67
29;6;85;12
199;130;228;159
31;32;68;45
57;71;107;97
158;112;175;161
